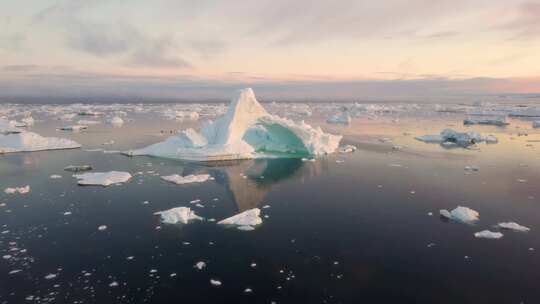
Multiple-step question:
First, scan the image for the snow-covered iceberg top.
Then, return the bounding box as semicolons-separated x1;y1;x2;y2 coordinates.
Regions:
440;206;479;224
161;174;212;185
217;208;262;230
416;129;497;146
73;171;132;186
127;88;342;161
0;131;81;153
154;207;203;224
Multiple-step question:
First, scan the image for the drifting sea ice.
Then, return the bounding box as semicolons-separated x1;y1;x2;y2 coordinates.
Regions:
416;129;497;146
73;171;132;186
496;222;530;232
154;207;203;224
463;117;509;126
59;125;88;131
439;206;479;224
217;208;262;230
4;185;30;194
160;174;212;185
474;230;503;239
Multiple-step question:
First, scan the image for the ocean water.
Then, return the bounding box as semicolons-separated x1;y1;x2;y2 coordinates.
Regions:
1;105;540;304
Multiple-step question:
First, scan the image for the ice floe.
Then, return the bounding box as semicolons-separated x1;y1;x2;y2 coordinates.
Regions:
64;165;93;172
416;129;497;146
439;206;479;224
73;171;132;186
59;125;88;131
160;174;212;185
4;185;30;194
0;131;81;153
474;230;503;239
327;111;351;125
217;208;262;230
128;88;341;161
108;116;124;126
496;222;530;232
154;207;203;224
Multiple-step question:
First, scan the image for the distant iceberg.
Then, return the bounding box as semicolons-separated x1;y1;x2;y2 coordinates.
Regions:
440;206;479;224
416;129;497;146
127;88;341;161
74;171;132;186
463;117;509;126
0;126;81;154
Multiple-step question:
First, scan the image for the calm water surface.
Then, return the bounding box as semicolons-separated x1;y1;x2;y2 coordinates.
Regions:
1;110;540;303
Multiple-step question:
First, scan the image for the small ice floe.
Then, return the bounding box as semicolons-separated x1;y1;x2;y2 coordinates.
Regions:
217;208;262;231
8;269;22;275
327;111;351;125
337;145;357;153
194;261;206;270
464;117;509;126
160;174;212;185
63;211;72;216
58;125;88;132
464;165;480;172
496;222;530;232
4;185;30;194
108;116;124;126
416;129;497;146
98;225;107;231
73;171;132;186
64;165;92;172
533;121;540;129
154;207;203;224
78;119;100;125
210;279;222;286
474;230;503;239
244;288;253;293
109;281;119;287
439;206;479;224
44;273;57;280
517;179;527;183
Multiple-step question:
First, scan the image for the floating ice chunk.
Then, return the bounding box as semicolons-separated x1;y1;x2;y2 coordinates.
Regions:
210;279;222;286
21;116;34;126
154;207;203;224
194;261;206;270
439;206;479;224
128;88;341;161
327;111;351;125
4;185;30;194
161;174;211;185
0;119;22;134
59;125;87;131
44;273;57;280
74;171;132;186
533;121;540;129
77;119;100;125
464;165;480;172
416;129;497;146
109;116;124;126
98;225;107;231
217;208;262;229
176;111;199;120
64;165;92;172
338;145;357;153
0;131;81;153
497;222;530;232
50;175;62;179
464;117;509;126
109;281;119;287
237;225;256;231
474;230;503;239
509;108;540;117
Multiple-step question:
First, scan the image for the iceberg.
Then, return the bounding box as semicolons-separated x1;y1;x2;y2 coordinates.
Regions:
496;222;530;232
73;171;132;186
217;208;262;229
533;121;540;129
161;174;212;185
416;129;497;146
327;111;351;125
463;117;509;126
439;206;479;224
474;230;503;239
127;88;341;161
0;131;81;154
109;116;124;126
154;207;203;224
4;185;30;194
0;119;22;135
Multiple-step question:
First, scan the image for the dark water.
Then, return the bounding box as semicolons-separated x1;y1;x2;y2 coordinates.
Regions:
1;114;540;304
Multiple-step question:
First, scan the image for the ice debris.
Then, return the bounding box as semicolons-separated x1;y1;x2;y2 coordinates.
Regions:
439;206;479;224
128;88;341;161
416;129;497;146
463;117;509;126
496;222;530;232
73;171;132;186
217;208;262;230
474;230;503;239
4;185;30;194
64;165;93;172
154;207;203;224
160;174;212;185
327;111;351;125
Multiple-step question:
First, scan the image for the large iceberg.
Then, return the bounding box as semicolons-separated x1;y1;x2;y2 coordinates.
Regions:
0;129;81;154
127;88;341;161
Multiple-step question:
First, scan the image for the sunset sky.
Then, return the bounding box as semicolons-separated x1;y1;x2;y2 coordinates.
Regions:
1;0;540;100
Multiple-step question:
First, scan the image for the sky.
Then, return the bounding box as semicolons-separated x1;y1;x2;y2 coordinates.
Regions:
0;0;540;101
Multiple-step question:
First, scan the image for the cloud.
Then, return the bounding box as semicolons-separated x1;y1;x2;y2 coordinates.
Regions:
500;2;540;39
